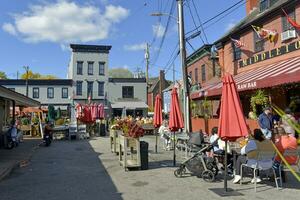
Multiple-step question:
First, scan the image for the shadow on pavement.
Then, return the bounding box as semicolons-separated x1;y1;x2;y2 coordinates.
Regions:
0;139;123;200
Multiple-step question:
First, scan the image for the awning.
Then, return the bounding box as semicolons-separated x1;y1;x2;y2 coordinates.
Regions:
191;56;300;99
0;86;40;107
111;101;148;109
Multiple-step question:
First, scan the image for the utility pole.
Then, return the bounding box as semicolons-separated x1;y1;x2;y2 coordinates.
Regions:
177;0;191;133
145;43;150;82
23;66;29;97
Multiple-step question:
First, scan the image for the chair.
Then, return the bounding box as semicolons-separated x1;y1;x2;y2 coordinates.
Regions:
276;149;300;188
68;124;77;140
240;150;279;192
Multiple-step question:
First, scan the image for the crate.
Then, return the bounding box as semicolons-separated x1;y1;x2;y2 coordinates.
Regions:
118;135;141;170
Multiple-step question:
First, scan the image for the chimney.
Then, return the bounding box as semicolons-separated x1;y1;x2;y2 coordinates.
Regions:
246;0;258;15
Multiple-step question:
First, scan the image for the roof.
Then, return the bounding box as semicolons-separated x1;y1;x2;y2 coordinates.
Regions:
186;44;212;66
70;44;112;53
0;79;73;86
111;101;148;109
215;0;294;45
108;78;146;83
0;85;40;107
191;56;300;99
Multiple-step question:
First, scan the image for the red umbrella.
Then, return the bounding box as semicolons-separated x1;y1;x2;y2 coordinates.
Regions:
153;94;163;153
98;104;105;120
91;103;97;122
75;104;82;119
218;74;248;191
82;105;92;123
168;88;184;166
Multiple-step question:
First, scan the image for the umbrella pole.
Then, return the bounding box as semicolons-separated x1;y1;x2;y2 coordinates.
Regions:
155;129;158;153
173;132;176;167
224;140;228;192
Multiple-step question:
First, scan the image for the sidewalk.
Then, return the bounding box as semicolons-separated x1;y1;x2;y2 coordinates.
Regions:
89;136;300;200
0;137;41;181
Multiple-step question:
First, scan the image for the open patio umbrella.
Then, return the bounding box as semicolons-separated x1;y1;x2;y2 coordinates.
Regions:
169;88;184;166
218;74;248;192
153;94;163;153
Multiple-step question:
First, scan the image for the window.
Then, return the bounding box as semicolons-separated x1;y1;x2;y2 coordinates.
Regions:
254;31;265;52
62;88;68;99
194;68;198;83
201;65;206;82
122;86;134;98
98;82;104;96
260;0;268;12
232;39;242;60
77;61;83;75
87;81;93;98
88;62;94;75
76;81;82;96
47;87;54;99
99;62;105;75
269;0;278;7
282;9;296;32
32;87;39;99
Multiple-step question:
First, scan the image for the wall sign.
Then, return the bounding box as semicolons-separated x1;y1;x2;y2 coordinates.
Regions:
239;40;300;68
237;81;257;90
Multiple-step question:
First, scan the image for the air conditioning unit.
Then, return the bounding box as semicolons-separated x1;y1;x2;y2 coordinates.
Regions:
281;30;297;41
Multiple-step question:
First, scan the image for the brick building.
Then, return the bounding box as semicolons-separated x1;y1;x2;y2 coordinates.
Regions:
190;0;300;131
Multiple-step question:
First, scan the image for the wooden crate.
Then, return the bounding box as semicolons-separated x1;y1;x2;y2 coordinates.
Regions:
118;135;141;170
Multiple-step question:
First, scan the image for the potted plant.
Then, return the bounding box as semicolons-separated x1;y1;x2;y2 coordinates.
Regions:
250;90;269;118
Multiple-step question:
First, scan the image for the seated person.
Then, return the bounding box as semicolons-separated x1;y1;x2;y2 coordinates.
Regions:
273;127;298;179
158;120;171;150
210;127;222;154
233;129;273;184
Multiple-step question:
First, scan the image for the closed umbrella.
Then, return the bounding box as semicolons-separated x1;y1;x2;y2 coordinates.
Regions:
48;105;56;122
121;107;126;118
169;88;184;166
75;104;82;119
56;107;61;120
98;104;105;120
218;74;248;192
91;103;97;122
153;94;163;153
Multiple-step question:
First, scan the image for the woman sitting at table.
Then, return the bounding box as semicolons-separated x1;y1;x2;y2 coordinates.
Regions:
233;129;273;184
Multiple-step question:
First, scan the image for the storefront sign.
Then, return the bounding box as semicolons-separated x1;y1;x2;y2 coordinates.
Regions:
239;40;300;68
237;81;257;90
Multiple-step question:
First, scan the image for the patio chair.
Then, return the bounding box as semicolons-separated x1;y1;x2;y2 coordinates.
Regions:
276;149;300;188
240;150;280;192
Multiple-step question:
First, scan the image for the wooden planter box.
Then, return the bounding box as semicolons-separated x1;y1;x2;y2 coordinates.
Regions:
118;134;141;171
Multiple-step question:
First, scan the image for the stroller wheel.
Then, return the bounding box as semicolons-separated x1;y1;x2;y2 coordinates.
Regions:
202;170;215;182
174;168;183;178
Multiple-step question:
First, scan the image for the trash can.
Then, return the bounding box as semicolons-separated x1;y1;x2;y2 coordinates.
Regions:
100;124;106;136
140;141;149;170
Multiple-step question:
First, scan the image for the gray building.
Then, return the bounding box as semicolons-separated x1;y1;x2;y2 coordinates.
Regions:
0;44;148;118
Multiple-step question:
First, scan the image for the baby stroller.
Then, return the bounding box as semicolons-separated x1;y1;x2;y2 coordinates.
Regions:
174;138;219;182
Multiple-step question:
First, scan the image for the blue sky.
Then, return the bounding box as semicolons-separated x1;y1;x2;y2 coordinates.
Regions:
0;0;245;80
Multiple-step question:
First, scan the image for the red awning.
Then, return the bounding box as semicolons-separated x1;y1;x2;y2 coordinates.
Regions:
191;56;300;99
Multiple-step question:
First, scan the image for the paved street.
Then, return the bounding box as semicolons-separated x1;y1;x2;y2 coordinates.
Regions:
0;136;299;200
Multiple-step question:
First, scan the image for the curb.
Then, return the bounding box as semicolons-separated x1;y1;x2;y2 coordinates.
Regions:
0;143;40;182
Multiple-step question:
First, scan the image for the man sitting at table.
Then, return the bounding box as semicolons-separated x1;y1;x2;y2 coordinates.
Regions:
233;129;273;184
159;120;171;150
273;126;298;182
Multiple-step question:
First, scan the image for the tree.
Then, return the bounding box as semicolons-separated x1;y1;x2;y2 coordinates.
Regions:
20;70;57;79
0;71;8;79
108;68;133;78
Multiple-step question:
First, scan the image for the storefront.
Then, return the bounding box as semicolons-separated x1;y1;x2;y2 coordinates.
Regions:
111;101;148;118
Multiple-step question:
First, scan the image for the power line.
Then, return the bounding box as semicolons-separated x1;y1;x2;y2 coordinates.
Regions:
186;0;246;36
190;0;209;44
150;0;176;66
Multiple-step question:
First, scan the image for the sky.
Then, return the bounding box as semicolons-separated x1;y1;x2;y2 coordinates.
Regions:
0;0;246;81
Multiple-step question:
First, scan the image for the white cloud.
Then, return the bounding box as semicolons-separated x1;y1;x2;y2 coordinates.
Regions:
2;23;17;35
124;42;146;51
2;1;129;43
152;23;166;38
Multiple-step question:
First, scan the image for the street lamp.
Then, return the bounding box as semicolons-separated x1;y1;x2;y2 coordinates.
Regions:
150;0;191;133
